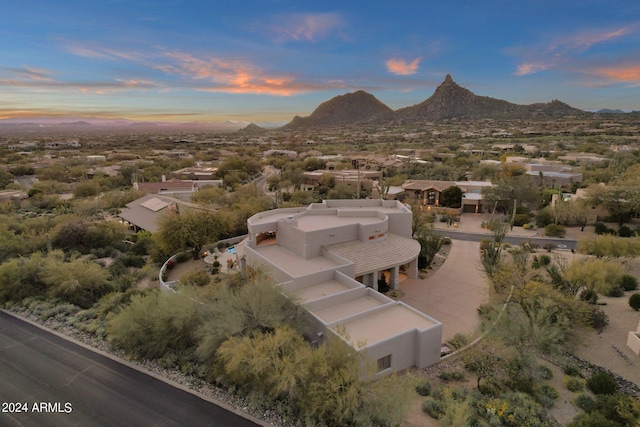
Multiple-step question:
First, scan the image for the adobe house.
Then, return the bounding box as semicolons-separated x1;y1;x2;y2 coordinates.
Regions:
242;199;442;374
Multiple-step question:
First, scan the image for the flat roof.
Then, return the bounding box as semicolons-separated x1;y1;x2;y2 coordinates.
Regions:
292;280;351;304
295;214;381;231
253;245;343;277
310;294;385;323
336;304;436;349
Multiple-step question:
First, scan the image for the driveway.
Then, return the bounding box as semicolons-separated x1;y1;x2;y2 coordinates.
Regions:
399;239;488;342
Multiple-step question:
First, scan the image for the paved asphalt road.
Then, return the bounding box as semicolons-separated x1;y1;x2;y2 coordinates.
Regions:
0;311;261;427
432;229;578;250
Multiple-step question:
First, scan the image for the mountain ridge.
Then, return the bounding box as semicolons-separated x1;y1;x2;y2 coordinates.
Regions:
282;74;588;129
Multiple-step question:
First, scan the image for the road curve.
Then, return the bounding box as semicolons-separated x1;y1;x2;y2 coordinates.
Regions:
0;310;263;427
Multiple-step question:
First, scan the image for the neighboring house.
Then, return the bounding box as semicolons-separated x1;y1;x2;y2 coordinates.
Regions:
170;166;219;181
302;169;382;194
243;199;442;374
400;180;492;213
134;180;197;200
118;194;177;232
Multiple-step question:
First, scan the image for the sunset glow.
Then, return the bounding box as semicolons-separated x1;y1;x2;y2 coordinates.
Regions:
1;1;639;122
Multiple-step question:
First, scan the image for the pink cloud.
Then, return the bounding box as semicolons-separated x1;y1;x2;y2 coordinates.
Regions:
270;13;345;42
514;62;550;76
157;51;345;95
512;26;636;76
386;58;420;75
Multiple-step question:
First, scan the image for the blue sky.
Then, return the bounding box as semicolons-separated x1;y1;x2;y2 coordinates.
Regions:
1;0;639;122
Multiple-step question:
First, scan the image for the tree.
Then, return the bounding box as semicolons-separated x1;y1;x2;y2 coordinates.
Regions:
463;338;512;389
415;225;444;268
440;185;463;208
155;208;231;259
0;169;15;190
195;275;305;364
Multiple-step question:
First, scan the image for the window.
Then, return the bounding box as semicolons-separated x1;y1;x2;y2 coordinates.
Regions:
377;354;392;372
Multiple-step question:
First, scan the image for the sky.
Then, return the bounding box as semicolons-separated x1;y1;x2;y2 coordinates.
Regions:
1;0;640;124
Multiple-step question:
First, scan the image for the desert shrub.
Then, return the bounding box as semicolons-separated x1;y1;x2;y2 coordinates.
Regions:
538;254;551;266
39;303;81;321
422;400;444;419
564;364;583;377
587;371;618;395
534;384;559;408
514;213;531;227
580;288;599;304
591;307;609;330
629;293;640;311
543;242;557;252
180;269;210;287
478;379;504;397
537;365;554;381
595;222;616;235
574;393;596;411
607;286;625;297
564;375;585;392
544;223;566;237
535;209;554;228
448;333;469;350
119;254;147;268
439;371;465;382
107;291;202;359
619;274;639;291
416;380;431;396
618;225;633;237
572;393;640;427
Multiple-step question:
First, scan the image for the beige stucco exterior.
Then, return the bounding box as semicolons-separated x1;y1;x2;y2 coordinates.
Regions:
243;199;442;373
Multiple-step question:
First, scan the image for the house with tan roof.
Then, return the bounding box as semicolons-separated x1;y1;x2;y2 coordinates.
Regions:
242;199;442;374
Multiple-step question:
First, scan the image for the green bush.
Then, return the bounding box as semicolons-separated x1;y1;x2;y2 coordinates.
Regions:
619;274;639;291
607;286;625;298
574;393;595;411
415;380;431;396
564;375;585;392
564;364;583;377
591;307;609;330
439;370;465;382
448;333;469;350
537;365;554;381
534;384;559;408
422;400;444;419
618;225;633;237
514;213;531;227
587;371;618;395
535;210;554;228
544;223;566;237
580;288;599;304
538;254;551;266
595;222;616;235
629;293;640;311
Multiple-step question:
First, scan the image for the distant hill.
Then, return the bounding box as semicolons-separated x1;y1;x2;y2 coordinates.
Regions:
283;90;394;129
395;74;584;122
236;122;268;135
596;109;626;114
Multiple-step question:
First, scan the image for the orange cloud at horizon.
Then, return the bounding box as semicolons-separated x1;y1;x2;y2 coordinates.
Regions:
386;58;420;75
594;64;640;83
